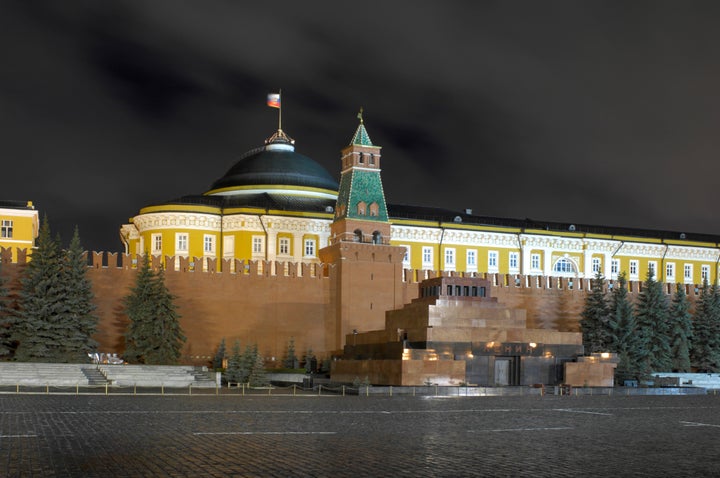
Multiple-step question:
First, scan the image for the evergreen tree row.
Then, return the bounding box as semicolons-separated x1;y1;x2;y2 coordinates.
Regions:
0;217;187;365
580;270;720;382
0;218;98;362
222;339;269;386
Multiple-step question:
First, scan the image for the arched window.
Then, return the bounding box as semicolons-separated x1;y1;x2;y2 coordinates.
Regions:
372;231;382;244
369;202;379;217
354;229;363;242
553;257;577;275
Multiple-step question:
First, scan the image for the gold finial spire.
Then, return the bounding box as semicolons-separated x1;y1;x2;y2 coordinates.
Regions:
357;107;364;123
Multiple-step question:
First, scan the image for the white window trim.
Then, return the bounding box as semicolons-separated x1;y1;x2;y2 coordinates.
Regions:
684;264;693;284
466;249;477;273
278;237;291;256
487;250;499;273
553;257;577;277
629;260;639;280
203;234;215;255
531;253;541;272
422;246;433;269
0;219;13;239
303;239;316;258
648;261;657;281
701;264;710;283
444;247;456;271
151;233;162;255
508;252;519;273
175;233;189;254
401;245;411;268
666;262;675;282
252;235;264;255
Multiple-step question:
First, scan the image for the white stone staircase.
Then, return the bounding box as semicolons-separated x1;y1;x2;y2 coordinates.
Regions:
0;363;218;388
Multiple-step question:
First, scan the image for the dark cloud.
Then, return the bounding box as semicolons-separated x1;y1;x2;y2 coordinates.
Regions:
2;1;720;252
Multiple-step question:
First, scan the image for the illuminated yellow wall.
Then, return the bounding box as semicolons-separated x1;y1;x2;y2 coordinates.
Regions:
0;203;39;262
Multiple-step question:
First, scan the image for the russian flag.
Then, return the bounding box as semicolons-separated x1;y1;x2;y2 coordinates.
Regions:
267;93;281;108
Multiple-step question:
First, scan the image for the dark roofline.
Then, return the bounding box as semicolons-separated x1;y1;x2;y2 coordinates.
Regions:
387;203;720;244
0;200;35;210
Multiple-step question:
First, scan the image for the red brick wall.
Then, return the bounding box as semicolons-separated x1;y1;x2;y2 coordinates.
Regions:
0;252;700;366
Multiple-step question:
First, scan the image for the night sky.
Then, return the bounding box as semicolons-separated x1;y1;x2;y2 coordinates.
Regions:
3;1;720;254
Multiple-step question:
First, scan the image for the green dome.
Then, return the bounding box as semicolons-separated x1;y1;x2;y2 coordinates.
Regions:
207;139;338;196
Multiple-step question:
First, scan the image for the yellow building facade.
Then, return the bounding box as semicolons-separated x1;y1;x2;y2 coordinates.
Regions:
0;200;39;263
121;119;720;286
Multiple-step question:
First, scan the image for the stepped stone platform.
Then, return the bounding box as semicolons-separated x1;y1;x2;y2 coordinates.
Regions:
98;364;218;388
0;363;218;388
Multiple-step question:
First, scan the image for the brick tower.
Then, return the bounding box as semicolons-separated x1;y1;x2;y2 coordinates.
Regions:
320;110;407;353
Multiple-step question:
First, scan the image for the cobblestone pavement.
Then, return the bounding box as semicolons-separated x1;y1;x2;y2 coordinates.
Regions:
0;393;719;477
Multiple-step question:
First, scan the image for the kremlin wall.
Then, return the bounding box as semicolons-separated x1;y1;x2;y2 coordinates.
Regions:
0;246;700;368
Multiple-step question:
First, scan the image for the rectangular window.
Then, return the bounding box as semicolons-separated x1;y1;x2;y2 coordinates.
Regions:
702;264;710;283
531;253;541;271
204;235;215;254
629;260;638;279
304;239;316;257
151;234;162;254
422;247;433;268
488;251;498;272
648;261;657;280
1;220;12;238
444;248;455;270
509;252;519;271
466;249;477;272
176;233;188;253
684;264;693;283
666;262;675;281
592;257;601;274
401;245;410;266
279;237;290;255
252;236;264;254
466;250;477;266
611;259;619;276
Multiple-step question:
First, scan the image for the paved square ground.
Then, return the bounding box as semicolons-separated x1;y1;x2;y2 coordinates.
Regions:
0;393;718;477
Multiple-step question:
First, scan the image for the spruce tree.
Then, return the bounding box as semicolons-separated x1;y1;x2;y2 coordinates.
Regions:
58;227;98;362
123;255;156;363
247;344;269;387
580;272;610;354
145;267;185;364
283;337;298;369
304;348;315;373
690;282;720;372
224;339;243;384
213;337;226;370
635;269;672;374
0;261;13;358
668;283;692;372
608;273;642;383
12;217;67;362
123;256;185;364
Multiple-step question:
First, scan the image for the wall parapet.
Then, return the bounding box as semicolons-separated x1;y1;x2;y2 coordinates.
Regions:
402;268;704;297
86;250;328;280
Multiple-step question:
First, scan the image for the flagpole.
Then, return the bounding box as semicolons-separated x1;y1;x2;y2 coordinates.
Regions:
278;88;282;132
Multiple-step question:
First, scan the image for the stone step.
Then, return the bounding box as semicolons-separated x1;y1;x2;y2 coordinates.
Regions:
81;368;108;385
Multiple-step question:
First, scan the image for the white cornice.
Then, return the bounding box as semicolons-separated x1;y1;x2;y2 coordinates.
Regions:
222;214;331;234
133;212;222;232
665;245;720;262
0;209;38;218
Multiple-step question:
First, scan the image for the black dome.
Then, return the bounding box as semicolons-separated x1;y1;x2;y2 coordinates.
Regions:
207;143;338;194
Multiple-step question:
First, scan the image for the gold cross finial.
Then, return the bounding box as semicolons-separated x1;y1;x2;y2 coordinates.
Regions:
357;107;364;123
